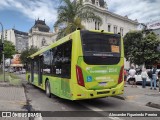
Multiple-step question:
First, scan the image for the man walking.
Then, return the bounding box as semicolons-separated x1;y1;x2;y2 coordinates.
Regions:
158;71;160;93
129;66;137;87
141;68;148;88
150;66;157;90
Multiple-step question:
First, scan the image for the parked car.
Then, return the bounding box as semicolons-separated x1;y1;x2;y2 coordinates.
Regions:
127;69;159;87
8;69;14;73
19;69;26;74
4;68;8;72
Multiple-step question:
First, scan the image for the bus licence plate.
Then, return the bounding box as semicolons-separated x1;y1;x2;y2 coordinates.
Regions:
99;82;107;86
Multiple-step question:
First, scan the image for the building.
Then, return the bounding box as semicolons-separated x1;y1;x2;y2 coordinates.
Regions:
78;0;139;68
82;0;139;36
14;29;28;53
0;29;28;53
147;19;160;38
28;19;56;49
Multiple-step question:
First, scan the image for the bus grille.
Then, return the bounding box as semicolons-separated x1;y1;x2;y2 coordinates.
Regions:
97;91;110;95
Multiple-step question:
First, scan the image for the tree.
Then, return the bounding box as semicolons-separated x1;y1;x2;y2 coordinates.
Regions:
0;40;16;62
54;0;102;39
124;31;160;66
20;46;39;64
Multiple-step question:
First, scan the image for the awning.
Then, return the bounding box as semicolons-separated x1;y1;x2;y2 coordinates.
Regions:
10;64;23;67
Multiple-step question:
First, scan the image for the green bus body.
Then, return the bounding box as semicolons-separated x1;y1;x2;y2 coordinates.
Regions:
26;30;124;100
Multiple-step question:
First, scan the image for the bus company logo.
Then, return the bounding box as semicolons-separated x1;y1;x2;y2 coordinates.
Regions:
2;112;11;117
87;76;92;82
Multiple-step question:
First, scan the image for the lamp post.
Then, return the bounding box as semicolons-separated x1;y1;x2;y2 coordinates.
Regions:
0;22;5;82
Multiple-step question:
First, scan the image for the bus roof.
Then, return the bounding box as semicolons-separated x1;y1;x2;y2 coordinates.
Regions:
29;30;116;58
29;30;78;58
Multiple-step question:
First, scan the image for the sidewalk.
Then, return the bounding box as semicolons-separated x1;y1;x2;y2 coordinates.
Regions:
116;85;160;109
0;84;26;111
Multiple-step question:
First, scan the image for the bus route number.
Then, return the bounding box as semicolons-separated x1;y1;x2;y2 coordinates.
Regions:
56;69;62;74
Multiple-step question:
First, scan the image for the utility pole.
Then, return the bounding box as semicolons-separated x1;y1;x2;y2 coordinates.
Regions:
0;22;5;82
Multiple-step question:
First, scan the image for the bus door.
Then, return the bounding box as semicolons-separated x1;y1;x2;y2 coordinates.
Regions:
38;56;43;86
31;59;34;82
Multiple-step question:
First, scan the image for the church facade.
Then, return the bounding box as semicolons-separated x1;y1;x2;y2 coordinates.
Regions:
28;19;56;49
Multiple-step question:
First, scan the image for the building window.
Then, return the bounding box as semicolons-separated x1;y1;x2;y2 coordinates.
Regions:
114;26;117;34
108;24;111;32
120;27;123;36
95;21;97;30
96;1;98;6
95;21;100;30
42;37;47;46
98;22;100;30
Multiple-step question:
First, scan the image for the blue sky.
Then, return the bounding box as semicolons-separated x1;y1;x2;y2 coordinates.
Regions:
0;0;160;32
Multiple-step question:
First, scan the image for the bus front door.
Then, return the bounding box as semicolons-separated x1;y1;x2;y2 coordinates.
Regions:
38;56;43;86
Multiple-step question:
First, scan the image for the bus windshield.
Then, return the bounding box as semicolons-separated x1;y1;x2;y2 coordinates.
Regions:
81;31;121;65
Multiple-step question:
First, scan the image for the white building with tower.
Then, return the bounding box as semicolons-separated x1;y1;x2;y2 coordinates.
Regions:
28;19;56;49
81;0;139;37
68;0;139;68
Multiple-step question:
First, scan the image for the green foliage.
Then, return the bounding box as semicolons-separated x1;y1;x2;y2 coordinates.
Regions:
124;31;160;66
54;0;102;40
20;46;39;64
0;40;16;62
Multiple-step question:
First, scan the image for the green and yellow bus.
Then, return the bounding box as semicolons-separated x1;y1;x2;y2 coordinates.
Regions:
26;29;124;100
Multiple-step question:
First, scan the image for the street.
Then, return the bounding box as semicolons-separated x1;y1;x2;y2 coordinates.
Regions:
18;74;160;120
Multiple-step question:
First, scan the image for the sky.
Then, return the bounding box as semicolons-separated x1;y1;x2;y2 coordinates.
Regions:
0;0;160;32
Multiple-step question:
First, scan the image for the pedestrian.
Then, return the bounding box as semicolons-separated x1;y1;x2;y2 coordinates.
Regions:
141;68;148;88
158;71;160;93
150;65;157;90
129;66;137;87
147;69;152;80
124;69;127;87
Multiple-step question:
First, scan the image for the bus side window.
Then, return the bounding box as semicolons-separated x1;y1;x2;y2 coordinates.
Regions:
51;40;72;78
61;41;72;79
33;59;39;74
52;46;63;77
43;50;51;74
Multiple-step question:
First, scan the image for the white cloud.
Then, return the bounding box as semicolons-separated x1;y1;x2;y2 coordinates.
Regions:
0;0;58;26
105;0;160;23
0;0;159;27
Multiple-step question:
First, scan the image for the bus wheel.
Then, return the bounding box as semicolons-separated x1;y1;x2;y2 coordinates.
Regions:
45;80;51;98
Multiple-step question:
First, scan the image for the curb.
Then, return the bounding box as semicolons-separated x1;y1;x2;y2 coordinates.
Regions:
146;102;160;109
0;82;22;87
112;95;126;100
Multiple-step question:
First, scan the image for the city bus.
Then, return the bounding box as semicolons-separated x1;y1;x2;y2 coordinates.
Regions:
26;29;124;100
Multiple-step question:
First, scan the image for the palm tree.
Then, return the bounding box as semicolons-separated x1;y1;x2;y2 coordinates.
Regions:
54;0;102;40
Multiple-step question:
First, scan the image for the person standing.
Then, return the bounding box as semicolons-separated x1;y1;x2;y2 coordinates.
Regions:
124;69;128;87
158;71;160;93
141;68;148;88
129;66;137;87
150;66;157;90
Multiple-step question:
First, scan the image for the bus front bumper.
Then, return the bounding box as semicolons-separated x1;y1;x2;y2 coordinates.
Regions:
72;82;124;100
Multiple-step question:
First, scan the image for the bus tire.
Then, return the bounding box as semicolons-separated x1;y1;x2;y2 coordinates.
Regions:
45;80;51;98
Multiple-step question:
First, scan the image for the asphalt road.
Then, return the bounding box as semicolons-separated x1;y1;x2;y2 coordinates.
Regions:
18;74;160;120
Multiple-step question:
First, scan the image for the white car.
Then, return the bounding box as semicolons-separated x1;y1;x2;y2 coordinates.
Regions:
4;68;8;72
19;69;26;74
9;69;14;73
127;69;159;87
